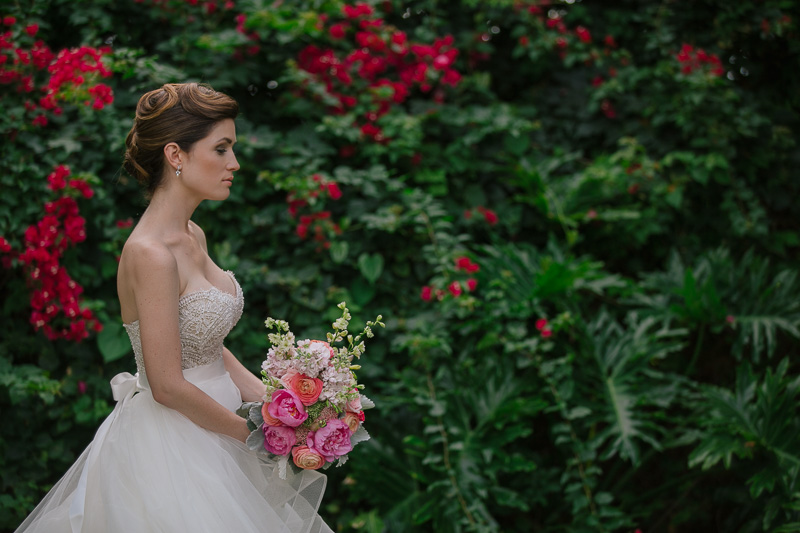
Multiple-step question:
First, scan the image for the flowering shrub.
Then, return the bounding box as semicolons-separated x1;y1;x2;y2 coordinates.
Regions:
3;1;800;532
0;20;112;132
291;3;462;145
8;165;102;341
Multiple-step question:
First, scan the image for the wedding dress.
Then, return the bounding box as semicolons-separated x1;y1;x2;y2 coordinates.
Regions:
15;271;332;533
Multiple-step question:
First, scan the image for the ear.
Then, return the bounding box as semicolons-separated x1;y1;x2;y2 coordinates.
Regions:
163;142;183;172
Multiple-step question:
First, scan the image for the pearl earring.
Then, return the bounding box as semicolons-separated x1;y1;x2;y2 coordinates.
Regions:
176;165;182;176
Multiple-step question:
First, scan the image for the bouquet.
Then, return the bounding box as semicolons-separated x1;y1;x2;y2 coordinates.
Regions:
239;302;383;479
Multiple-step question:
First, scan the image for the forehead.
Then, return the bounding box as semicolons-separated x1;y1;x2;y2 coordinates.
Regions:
202;119;236;143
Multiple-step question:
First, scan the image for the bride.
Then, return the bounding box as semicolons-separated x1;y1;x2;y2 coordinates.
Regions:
16;83;333;532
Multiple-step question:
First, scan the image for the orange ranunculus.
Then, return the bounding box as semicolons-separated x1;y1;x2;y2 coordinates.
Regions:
288;373;324;406
261;402;284;427
292;446;325;470
343;411;361;433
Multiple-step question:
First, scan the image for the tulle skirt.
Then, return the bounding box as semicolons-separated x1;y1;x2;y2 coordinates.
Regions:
15;358;332;533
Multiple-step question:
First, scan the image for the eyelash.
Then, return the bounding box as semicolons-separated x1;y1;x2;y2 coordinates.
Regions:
216;148;227;154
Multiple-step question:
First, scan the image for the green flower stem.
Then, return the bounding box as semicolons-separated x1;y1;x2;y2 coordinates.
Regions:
426;371;478;530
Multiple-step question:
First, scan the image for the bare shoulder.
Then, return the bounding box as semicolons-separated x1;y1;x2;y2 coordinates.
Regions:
122;237;178;277
188;220;209;253
118;236;181;323
119;236;179;295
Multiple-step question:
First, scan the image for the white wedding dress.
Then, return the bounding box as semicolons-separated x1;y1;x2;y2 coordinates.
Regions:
15;271;333;533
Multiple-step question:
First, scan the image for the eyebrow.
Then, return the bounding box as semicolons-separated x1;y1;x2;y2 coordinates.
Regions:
216;137;236;144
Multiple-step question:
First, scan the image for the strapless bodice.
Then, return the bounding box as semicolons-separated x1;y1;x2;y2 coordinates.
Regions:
123;271;244;375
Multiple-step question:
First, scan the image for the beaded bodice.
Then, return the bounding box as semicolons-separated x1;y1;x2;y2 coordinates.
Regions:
123;271;244;376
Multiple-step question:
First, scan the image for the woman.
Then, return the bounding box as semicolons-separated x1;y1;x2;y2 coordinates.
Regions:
16;83;333;532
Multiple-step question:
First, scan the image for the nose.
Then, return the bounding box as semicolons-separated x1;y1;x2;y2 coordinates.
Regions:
229;152;240;172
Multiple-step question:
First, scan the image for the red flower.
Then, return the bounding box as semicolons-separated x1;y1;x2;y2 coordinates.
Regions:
604;35;617;48
479;207;498;225
575;26;591;43
3;16;16;25
296;224;309;239
535;318;548;331
0;236;11;253
25;24;39;36
466;278;477;291
116;218;133;229
601;99;616;118
519;36;529;46
343;3;373;19
591;75;604;87
555;37;567;49
541;329;553;338
329;23;348;40
420;286;432;301
448;281;462;297
326;182;342;200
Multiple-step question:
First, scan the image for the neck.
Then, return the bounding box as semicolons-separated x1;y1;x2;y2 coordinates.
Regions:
140;183;202;234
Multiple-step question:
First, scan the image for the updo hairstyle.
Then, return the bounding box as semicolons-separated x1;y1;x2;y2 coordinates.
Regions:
123;83;239;198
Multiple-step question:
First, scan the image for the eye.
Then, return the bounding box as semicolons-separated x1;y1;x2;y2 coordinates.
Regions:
216;148;227;155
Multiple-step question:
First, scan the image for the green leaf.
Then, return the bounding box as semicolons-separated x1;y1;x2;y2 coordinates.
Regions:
329;240;348;264
358;252;384;284
97;320;131;363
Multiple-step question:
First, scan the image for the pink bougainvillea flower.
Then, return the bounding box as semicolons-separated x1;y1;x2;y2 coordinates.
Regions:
326;182;342;200
329;23;348;39
420;286;432;301
448;281;462;297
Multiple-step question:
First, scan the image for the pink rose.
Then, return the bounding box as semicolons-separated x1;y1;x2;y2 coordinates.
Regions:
261;402;283;427
289;373;324;405
345;393;362;413
263;425;296;456
343;411;361;433
292;446;325;470
307;419;353;462
267;389;308;427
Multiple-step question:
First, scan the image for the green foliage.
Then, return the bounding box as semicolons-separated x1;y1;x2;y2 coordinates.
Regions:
2;0;800;531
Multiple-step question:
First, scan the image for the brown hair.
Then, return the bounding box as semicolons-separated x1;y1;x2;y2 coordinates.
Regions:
123;83;239;199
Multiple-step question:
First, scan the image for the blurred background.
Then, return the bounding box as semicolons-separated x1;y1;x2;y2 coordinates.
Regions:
1;1;799;531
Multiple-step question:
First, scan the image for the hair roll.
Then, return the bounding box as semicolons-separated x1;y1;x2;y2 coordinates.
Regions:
122;83;238;199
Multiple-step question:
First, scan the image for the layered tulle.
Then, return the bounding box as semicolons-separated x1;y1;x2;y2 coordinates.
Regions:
15;359;332;533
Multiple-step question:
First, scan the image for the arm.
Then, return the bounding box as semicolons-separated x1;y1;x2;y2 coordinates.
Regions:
130;242;251;442
223;346;266;402
190;220;266;402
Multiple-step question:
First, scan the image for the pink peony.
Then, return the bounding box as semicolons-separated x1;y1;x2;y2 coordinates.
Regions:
289;373;324;405
263;425;296;455
267;389;308;427
292;446;325;470
307;419;353;462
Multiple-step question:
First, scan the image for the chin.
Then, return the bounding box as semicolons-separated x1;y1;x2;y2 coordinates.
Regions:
208;190;231;202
